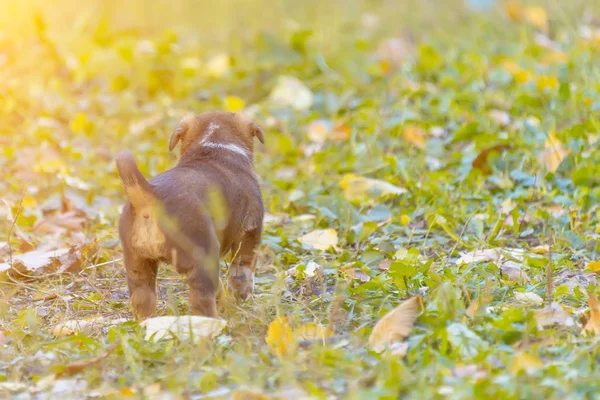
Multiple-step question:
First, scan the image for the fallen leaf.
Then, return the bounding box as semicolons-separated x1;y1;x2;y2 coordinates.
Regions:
524;5;548;32
269;76;314;111
265;316;295;357
583;293;600;335
299;229;338;251
141;315;227;341
332;122;351;141
368;296;421;352
536;75;559;91
32;211;87;235
306;120;330;143
339;174;407;202
59;340;120;376
456;248;502;265
472;144;511;174
402;125;427;149
376;37;414;71
465;295;492;318
514;292;544;306
509;353;544;374
500;260;529;284
52;317;129;337
0;247;83;276
586;261;600;273
539;132;568;173
295;323;334;341
534;303;574;330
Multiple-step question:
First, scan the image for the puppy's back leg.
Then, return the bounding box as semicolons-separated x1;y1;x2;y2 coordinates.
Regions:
174;247;219;318
123;246;158;319
227;228;261;301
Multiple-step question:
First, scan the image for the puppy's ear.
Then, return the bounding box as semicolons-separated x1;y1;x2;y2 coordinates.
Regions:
251;122;264;144
169;113;196;152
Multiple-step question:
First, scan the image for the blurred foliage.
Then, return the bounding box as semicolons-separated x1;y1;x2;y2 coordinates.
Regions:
2;0;600;398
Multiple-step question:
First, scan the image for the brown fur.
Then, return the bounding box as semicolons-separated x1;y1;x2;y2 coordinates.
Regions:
116;111;264;319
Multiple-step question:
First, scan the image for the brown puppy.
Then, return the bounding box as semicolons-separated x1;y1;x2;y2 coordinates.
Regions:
116;111;264;319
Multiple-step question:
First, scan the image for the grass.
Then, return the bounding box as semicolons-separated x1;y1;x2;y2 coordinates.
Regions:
2;0;600;398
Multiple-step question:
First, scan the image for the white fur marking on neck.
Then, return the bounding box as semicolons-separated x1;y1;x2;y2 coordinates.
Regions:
200;122;220;144
202;141;250;158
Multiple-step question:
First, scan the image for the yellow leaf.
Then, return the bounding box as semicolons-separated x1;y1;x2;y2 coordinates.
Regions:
504;0;523;21
368;296;422;352
22;194;37;209
69;112;89;134
538;132;568;173
536;75;559;91
339;174;407;202
402;125;427;149
224;96;246;112
586;261;600;272
298;229;338;251
524;6;548;32
34;158;68;174
296;323;334;341
120;387;136;397
584;293;600;335
400;215;411;226
265;316;295;357
514;69;531;83
332;122;352;142
465;295;492;318
509;353;544;374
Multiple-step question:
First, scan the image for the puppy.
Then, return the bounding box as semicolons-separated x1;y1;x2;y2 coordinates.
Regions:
116;111;264;319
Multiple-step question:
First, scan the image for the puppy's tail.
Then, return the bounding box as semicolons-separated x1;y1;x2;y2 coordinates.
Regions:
116;151;154;211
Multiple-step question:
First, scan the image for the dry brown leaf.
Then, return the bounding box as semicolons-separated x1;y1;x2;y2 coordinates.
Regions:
509;353;544;374
0;246;84;276
402;125;427;149
59;340;120;376
500;260;529;284
539;133;568;173
142;315;227;341
514;292;543;306
534;303;574;330
332;121;351;141
583;293;600;335
466;295;492;318
53;317;129;337
295;323;334;341
32;211;87;235
472;144;511;174
368;296;422;352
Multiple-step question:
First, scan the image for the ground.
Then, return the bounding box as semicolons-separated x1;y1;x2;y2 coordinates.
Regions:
2;0;600;398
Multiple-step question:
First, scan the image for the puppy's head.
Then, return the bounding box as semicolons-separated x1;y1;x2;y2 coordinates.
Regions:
168;111;264;157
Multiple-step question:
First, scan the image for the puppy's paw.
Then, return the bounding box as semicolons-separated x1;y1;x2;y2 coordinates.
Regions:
227;267;254;301
131;289;157;319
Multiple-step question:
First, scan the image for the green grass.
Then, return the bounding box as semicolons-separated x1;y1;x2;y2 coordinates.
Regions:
2;0;600;398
